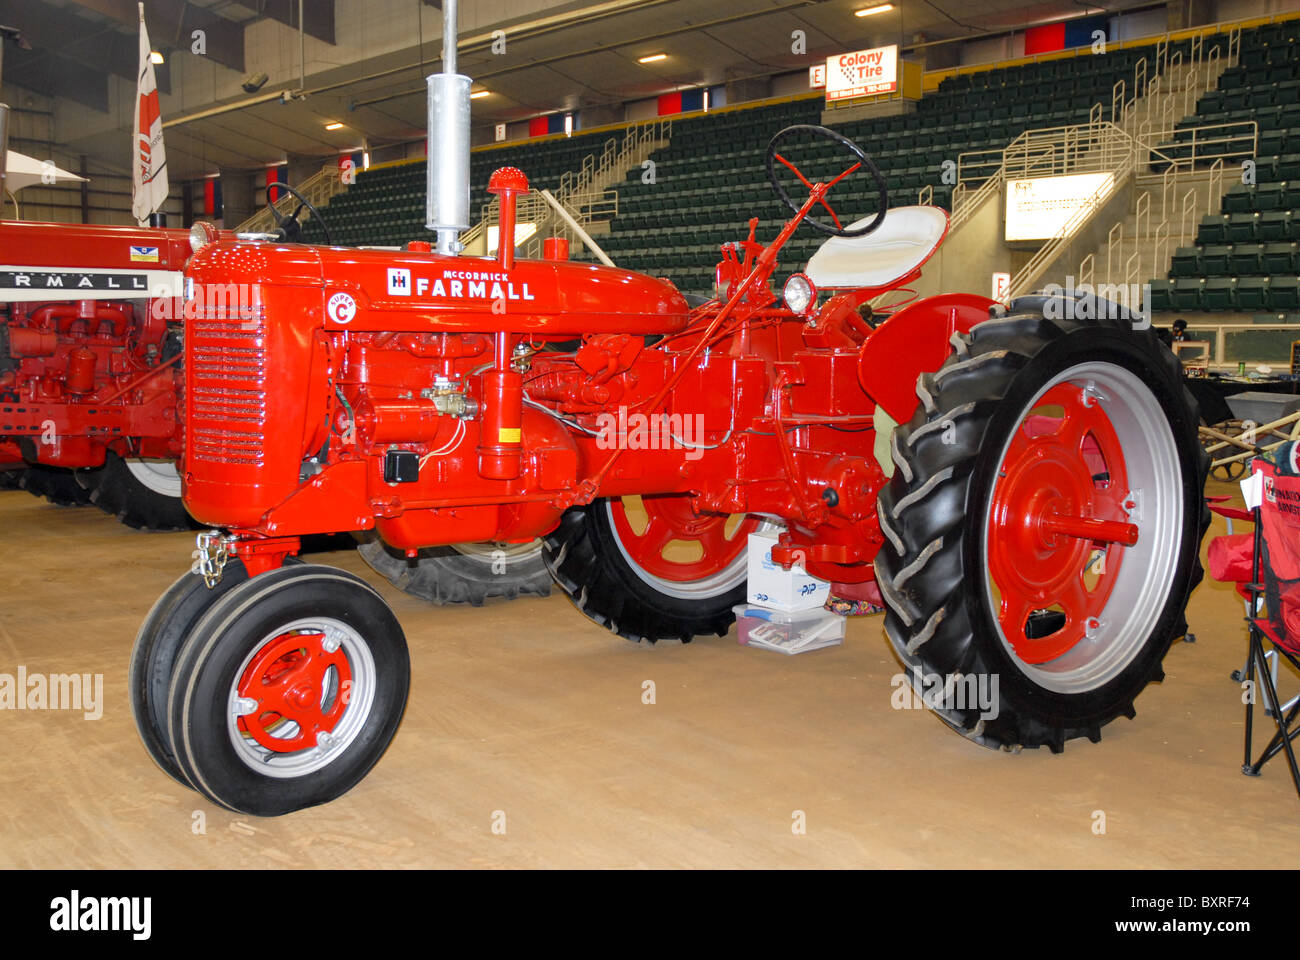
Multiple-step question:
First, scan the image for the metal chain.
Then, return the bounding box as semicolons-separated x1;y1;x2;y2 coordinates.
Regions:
191;529;231;588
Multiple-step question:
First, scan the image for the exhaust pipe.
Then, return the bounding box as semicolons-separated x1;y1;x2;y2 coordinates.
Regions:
426;0;471;256
0;103;9;201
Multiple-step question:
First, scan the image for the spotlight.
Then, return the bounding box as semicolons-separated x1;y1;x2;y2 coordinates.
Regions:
242;72;269;93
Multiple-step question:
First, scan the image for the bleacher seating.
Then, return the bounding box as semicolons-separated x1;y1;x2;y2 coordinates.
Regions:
302;35;1174;296
607;43;1161;294
300;127;619;247
1148;19;1300;315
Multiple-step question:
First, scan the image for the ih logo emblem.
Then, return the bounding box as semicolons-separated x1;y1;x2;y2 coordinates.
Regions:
388;268;411;296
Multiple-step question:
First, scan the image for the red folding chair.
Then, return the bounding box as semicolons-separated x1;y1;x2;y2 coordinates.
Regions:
1209;460;1300;798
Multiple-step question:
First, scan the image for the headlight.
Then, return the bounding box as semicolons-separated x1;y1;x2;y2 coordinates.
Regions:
189;221;219;254
783;272;816;315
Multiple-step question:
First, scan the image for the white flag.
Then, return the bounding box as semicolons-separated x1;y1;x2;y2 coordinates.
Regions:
132;2;168;224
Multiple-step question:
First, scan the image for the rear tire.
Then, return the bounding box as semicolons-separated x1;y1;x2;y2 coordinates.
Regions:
165;564;410;816
356;538;551;606
873;296;1209;752
19;465;94;506
544;495;761;643
90;452;195;531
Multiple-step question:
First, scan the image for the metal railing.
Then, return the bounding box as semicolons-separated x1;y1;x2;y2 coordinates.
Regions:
234;162;344;235
461;117;672;260
1184;323;1300;367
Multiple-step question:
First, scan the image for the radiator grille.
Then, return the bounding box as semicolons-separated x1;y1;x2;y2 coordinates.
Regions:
187;316;267;466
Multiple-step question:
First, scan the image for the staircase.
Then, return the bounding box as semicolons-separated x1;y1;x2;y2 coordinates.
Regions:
942;29;1248;302
1073;30;1251;302
460;118;671;262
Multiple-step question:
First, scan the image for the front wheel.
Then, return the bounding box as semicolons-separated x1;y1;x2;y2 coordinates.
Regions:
165;564;410;816
129;560;253;787
874;296;1209;752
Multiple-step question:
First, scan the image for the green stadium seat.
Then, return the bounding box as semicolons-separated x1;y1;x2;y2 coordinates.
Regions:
1264;242;1298;273
1202;244;1232;274
1173;277;1204;309
1170;246;1201;276
1231;243;1265;275
1256;180;1287;210
1198;214;1229;244
1148;277;1174;311
1228;212;1259;242
1222;182;1254;212
1260;210;1292;241
1237;277;1270;310
1203;277;1236;309
1270;276;1300;309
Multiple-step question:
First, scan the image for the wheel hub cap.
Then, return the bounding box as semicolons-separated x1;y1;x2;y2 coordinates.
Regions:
236;631;352;753
988;384;1136;663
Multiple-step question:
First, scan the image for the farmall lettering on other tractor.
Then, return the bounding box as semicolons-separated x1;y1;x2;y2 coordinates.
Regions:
0;217;196;528
130;7;1208;816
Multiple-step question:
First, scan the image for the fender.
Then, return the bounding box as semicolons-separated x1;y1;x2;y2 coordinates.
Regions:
857;292;997;425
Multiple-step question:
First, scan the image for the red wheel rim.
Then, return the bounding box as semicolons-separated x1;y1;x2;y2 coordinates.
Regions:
609;495;758;582
236;631;352;753
987;382;1139;664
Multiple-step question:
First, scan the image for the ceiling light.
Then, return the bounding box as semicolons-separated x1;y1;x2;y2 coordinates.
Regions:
324;121;344;130
638;53;668;63
855;4;894;16
470;90;491;99
150;50;165;64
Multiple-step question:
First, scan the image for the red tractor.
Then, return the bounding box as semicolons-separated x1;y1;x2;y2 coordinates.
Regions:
128;46;1207;816
0;219;197;528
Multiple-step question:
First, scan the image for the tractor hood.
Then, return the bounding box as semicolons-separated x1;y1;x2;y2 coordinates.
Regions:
185;240;693;336
0;220;202;303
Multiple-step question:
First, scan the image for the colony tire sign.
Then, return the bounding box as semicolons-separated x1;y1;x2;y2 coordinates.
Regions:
825;45;898;102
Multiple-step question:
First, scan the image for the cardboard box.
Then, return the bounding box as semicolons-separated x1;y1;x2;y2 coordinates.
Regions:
746;530;832;611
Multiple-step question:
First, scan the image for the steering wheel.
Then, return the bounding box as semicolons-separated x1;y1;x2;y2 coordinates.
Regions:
264;183;333;245
765;124;888;238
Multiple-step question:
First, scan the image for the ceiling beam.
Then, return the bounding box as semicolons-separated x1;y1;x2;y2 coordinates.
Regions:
2;47;109;113
255;0;335;44
0;0;159;106
62;0;245;72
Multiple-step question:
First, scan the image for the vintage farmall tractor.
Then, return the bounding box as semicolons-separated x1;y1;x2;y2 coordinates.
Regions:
0;217;196;528
129;11;1208;816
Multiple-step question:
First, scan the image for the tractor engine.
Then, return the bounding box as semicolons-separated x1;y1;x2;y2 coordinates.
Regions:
179;207;924;585
0;296;181;470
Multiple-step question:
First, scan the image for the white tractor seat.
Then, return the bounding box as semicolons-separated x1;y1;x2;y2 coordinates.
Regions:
805;206;949;290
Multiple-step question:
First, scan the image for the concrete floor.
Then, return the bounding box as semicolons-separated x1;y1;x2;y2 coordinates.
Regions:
1;478;1298;869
